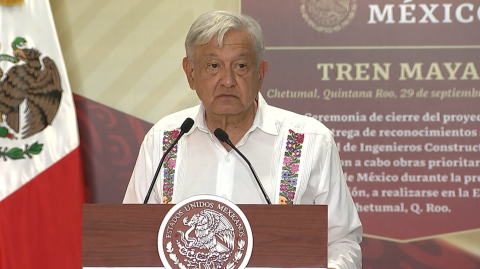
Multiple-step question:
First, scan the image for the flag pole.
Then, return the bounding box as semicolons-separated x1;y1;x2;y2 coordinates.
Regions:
0;0;24;6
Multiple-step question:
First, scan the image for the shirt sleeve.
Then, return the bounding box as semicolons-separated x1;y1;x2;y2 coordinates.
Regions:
312;132;363;269
123;132;161;204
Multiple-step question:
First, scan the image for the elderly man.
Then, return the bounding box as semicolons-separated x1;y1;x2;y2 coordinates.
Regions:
123;10;362;269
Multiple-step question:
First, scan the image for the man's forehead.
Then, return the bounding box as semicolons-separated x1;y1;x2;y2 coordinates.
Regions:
200;51;251;59
196;42;253;61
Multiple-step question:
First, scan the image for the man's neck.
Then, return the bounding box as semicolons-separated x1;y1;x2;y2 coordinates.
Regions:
206;101;258;149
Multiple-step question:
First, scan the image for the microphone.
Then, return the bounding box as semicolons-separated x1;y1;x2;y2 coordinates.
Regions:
143;118;195;204
213;128;272;204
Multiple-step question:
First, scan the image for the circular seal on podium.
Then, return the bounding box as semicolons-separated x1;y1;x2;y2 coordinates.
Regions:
158;195;253;269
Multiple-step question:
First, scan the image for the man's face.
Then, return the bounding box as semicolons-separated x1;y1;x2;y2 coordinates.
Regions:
183;30;267;117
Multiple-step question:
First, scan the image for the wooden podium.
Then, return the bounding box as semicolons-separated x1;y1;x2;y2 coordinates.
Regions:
82;204;327;268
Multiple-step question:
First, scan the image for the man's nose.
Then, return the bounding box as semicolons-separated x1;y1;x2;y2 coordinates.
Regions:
220;66;236;88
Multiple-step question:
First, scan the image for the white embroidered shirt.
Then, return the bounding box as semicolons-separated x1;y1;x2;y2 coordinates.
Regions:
123;93;362;269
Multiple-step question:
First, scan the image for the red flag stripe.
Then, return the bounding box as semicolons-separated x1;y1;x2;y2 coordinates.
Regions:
0;147;84;269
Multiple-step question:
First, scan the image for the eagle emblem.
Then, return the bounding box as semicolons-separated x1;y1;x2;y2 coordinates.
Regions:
300;0;357;33
159;197;253;269
0;37;62;160
0;37;62;138
180;209;235;250
176;209;237;269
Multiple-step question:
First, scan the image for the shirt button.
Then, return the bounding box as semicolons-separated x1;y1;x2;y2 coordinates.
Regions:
225;157;230;162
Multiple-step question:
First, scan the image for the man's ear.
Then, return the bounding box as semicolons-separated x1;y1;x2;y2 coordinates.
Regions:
183;57;195;90
257;60;268;86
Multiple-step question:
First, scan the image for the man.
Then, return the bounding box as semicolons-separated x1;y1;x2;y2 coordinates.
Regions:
123;10;362;269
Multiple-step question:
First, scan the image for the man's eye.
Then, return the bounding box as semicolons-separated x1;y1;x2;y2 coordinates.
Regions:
238;64;246;68
208;63;219;68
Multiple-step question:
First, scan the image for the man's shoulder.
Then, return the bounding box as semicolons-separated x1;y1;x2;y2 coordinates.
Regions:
265;105;332;136
149;105;200;133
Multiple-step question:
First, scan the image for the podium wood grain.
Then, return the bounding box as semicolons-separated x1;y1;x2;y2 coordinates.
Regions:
82;204;327;267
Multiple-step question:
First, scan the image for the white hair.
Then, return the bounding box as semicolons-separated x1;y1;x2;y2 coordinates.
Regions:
185;11;265;68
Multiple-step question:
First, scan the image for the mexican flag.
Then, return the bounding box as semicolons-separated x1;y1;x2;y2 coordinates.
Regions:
0;0;84;268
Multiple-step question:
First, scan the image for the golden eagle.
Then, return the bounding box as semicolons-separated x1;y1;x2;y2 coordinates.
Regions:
0;40;62;138
179;209;235;253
